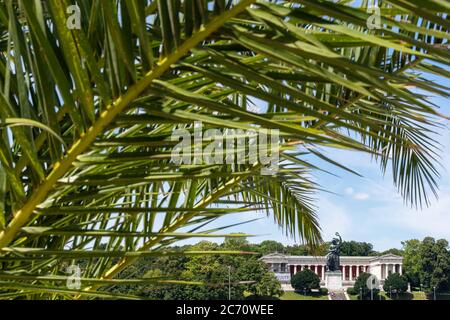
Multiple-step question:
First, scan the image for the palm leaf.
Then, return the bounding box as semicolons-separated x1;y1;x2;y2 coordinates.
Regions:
0;0;448;299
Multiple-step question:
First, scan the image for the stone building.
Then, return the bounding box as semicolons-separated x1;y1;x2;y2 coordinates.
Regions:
261;253;403;290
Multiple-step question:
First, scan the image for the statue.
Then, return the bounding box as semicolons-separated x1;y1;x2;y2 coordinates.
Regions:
326;233;342;272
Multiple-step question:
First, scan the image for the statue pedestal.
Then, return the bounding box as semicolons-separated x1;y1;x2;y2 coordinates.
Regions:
325;271;343;291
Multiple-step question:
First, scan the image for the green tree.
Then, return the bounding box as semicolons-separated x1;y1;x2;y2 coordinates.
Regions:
0;0;449;299
402;239;422;288
223;240;283;299
340;241;375;256
223;236;254;252
258;241;285;255
285;243;328;256
181;241;233;299
419;237;450;293
381;248;403;256
133;240;283;300
285;245;310;256
291;269;320;293
353;273;379;300
253;272;283;298
383;273;408;295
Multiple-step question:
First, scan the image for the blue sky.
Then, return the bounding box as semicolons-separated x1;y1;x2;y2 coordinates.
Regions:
194;76;450;252
230;124;450;251
265;92;449;250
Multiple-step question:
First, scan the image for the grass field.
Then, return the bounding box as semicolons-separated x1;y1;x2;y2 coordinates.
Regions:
436;293;450;300
281;291;329;301
349;291;448;300
283;291;449;301
381;291;427;300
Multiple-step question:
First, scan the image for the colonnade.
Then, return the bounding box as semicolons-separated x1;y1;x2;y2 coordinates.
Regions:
289;263;402;281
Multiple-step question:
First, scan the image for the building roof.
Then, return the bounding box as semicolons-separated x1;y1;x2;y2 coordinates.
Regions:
260;253;403;264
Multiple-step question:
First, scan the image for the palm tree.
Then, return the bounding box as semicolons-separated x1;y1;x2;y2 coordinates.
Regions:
0;0;448;299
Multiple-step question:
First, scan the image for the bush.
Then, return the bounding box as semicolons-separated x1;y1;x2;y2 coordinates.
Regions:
291;269;321;293
383;273;408;294
347;287;356;295
319;288;329;295
253;272;284;298
353;272;380;300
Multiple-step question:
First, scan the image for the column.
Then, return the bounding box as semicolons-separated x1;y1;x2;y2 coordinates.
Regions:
399;264;402;275
342;265;346;280
321;266;325;281
349;266;353;281
356;265;360;278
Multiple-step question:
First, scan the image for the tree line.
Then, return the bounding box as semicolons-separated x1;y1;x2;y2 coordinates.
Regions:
102;236;449;299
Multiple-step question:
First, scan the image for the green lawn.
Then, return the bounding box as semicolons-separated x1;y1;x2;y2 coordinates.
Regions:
285;291;449;301
380;291;427;300
281;291;329;301
381;291;450;300
437;293;450;300
350;291;444;300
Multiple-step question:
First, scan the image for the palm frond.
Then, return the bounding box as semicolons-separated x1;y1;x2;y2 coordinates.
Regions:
0;0;448;299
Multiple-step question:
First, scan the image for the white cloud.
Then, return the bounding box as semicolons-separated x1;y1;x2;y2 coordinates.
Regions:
344;187;370;200
354;192;370;200
366;187;450;240
344;187;354;195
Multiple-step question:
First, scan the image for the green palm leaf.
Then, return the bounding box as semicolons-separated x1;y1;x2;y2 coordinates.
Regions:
0;0;448;299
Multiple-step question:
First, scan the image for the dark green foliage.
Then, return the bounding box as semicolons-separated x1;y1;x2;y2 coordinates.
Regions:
403;237;450;293
257;240;285;255
383;273;408;294
108;239;283;300
340;241;376;256
419;237;450;293
320;288;329;295
381;248;404;256
1;0;450;300
352;273;379;300
402;239;422;288
285;243;329;256
347;287;356;295
290;269;320;293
